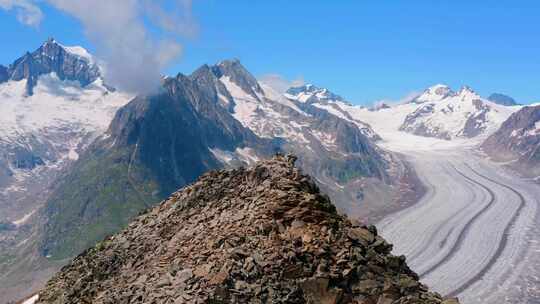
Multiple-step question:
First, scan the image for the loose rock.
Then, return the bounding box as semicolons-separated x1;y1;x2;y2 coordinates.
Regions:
37;155;458;304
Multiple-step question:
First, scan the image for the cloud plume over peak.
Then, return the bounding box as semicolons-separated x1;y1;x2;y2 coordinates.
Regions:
2;0;196;94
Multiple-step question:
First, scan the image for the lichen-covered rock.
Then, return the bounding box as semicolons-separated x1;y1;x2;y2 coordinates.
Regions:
37;155;458;304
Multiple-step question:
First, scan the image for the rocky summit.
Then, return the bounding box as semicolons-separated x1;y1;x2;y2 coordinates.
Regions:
36;155;457;304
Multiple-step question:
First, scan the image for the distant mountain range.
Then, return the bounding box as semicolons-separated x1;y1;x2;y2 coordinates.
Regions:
0;39;532;303
285;83;518;141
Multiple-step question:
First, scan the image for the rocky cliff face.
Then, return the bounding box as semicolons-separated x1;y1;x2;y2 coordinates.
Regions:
482;105;540;177
36;155;458;304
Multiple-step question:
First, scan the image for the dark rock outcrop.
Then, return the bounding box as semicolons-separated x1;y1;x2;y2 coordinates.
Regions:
37;155;458;304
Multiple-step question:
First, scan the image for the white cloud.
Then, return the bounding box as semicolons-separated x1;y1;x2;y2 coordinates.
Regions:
143;0;198;38
0;0;43;27
1;0;196;94
259;74;304;94
47;0;196;94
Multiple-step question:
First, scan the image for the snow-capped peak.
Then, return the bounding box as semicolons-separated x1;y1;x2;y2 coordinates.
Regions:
61;45;95;65
5;39;102;95
39;38;97;66
212;59;263;99
412;84;454;103
456;85;480;99
284;84;346;104
399;83;518;140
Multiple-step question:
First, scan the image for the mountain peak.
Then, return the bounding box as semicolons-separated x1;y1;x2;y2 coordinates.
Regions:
44;37;57;45
429;83;451;92
4;39;101;95
458;85;475;94
36;154;455;304
39;37;96;65
211;58;263;98
412;84;454;103
285;83;346;104
39;37;65;54
188;63;213;80
214;58;248;76
456;85;481;99
488;93;519;106
217;58;241;66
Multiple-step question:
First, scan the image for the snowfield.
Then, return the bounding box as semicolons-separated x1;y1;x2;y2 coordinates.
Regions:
0;75;130;140
0;74;131;224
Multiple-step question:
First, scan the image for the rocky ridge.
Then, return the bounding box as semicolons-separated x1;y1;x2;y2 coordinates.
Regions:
37;155;458;304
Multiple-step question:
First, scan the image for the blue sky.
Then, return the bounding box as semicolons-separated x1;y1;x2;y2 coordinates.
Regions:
1;1;539;105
